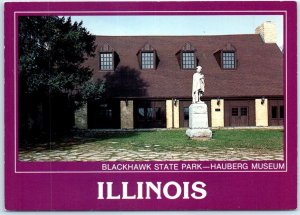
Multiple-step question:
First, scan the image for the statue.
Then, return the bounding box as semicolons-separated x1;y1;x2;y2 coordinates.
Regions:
192;66;205;103
186;65;212;139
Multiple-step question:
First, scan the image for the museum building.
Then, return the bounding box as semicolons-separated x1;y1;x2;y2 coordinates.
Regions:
74;21;283;129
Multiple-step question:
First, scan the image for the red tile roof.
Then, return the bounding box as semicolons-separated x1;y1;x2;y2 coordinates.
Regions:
84;35;283;99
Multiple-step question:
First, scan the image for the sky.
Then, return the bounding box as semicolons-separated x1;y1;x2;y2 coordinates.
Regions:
71;15;284;48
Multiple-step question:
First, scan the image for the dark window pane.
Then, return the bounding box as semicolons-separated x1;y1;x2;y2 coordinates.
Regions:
106;110;112;119
99;109;112;120
147;108;153;120
155;107;161;120
138;108;144;119
272;106;278;119
184;107;189;120
280;106;284;118
241;107;248;116
232;108;238;116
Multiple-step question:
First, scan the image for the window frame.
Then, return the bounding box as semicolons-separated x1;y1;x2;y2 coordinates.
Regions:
99;52;114;71
221;51;237;70
181;51;196;70
141;51;156;70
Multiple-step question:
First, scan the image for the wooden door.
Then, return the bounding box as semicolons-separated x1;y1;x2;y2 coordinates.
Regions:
230;107;249;126
225;100;255;127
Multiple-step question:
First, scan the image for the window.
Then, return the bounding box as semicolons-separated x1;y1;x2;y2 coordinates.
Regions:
222;52;236;69
232;108;238;116
182;52;195;69
138;108;145;119
147;108;154;120
271;105;284;119
100;52;113;70
271;106;278;119
280;106;284;118
141;52;154;69
155;107;162;120
184;107;189;120
99;109;113;120
241;107;248;116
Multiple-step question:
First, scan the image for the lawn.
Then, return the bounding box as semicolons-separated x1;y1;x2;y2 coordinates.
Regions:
83;129;284;152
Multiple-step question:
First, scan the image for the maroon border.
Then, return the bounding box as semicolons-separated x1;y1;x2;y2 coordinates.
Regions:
5;1;297;210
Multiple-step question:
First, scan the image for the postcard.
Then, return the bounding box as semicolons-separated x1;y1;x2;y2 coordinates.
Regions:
4;1;297;210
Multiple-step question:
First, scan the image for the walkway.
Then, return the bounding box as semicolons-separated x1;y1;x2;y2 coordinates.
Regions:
19;143;283;161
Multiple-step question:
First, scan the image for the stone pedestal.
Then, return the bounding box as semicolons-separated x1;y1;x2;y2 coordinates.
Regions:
186;102;212;139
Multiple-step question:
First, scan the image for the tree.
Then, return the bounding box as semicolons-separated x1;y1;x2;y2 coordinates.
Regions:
18;16;104;141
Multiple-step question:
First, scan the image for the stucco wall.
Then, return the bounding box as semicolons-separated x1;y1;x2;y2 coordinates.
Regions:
166;99;179;128
211;99;224;127
255;98;268;126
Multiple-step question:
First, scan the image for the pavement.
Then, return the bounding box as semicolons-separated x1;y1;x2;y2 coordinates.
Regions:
19;142;283;161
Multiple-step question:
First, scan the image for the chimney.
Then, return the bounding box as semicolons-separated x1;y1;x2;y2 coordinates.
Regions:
255;21;277;43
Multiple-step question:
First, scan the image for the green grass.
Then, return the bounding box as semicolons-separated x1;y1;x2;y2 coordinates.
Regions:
88;129;283;152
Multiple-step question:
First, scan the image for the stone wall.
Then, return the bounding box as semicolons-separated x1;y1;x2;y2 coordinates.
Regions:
120;100;134;129
74;103;88;129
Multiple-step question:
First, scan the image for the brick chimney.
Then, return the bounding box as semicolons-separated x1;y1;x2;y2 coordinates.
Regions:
255;21;277;43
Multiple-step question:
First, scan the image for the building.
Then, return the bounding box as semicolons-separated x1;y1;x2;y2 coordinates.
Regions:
74;21;283;129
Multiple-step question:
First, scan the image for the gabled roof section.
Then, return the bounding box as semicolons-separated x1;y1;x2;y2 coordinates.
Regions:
140;42;155;52
98;42;114;52
181;42;196;51
214;43;237;54
86;35;283;98
222;43;237;52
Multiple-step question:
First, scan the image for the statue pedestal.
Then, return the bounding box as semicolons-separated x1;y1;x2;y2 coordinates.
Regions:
186;102;212;139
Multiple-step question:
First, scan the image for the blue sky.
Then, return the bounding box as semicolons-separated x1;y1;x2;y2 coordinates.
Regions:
71;15;283;48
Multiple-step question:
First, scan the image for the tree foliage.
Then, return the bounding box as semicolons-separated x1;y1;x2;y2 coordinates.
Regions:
18;16;105;140
18;16;104;106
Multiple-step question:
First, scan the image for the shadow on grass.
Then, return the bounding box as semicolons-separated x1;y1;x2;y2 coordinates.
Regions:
19;129;284;152
19;129;155;152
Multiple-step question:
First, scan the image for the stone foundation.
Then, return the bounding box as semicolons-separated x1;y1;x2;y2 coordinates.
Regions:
186;128;212;139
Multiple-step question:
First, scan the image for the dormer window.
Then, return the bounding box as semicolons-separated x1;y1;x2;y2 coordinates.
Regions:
214;43;237;70
100;52;114;71
138;43;158;70
99;43;117;71
222;51;236;69
141;52;155;69
176;42;197;70
182;52;196;69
